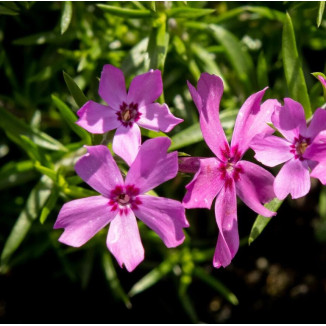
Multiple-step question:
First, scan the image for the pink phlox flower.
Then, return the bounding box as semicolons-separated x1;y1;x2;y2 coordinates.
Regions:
54;137;189;272
76;64;183;165
184;73;277;268
251;98;326;199
317;75;326;90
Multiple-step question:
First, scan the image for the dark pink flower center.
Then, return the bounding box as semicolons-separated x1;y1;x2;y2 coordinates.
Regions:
219;143;243;188
108;184;142;215
116;102;141;128
290;135;311;160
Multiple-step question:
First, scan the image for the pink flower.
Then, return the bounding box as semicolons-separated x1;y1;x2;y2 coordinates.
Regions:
76;64;183;165
184;73;276;268
318;75;326;90
251;98;326;199
54;137;189;272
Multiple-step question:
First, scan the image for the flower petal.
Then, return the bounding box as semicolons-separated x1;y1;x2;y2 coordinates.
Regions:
311;162;326;185
213;181;239;268
137;103;183;133
178;156;201;174
113;124;141;166
107;209;144;272
183;157;224;209
306;108;326;139
235;161;276;217
76;101;120;134
196;73;228;160
187;80;202;113
231;89;275;155
134;195;188;248
303;130;326;162
127;69;162;107
126;137;178;194
251;134;293;167
54;196;116;247
99;64;127;108
274;158;310;199
318;75;326;89
75;145;123;197
271;98;307;142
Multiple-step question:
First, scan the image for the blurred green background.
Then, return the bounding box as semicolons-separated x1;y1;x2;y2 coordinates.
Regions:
0;1;326;323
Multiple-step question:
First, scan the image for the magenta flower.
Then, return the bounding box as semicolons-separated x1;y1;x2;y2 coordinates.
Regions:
76;64;183;165
183;73;277;268
318;75;326;90
251;98;326;199
54;137;189;272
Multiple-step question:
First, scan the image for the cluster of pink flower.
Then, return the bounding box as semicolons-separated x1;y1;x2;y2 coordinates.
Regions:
54;65;326;271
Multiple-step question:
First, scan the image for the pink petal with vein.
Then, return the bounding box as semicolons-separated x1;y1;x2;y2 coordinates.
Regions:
75;145;123;197
196;73;228;160
271;98;307;141
274;158;310;199
112;124;141;166
187;80;203;113
126;137;178;194
303;130;326;162
54;196;117;247
236;161;276;217
134;195;188;248
99;64;127;108
76;101;120;134
306;108;326;139
107;209;144;272
183;157;224;209
213;181;239;268
251;134;293;167
138;103;183;133
311;162;326;185
127;69;162;107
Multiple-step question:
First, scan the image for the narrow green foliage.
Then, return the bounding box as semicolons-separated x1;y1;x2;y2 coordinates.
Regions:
61;1;73;35
317;1;325;27
193;266;239;305
166;7;215;19
257;51;269;89
0;177;52;272
40;189;59;224
97;4;152;18
128;259;174;297
102;251;132;308
52;94;92;145
282;12;311;117
249;198;283;245
62;71;88;108
209;24;255;93
0;106;67;152
0;2;20;15
0;160;36;190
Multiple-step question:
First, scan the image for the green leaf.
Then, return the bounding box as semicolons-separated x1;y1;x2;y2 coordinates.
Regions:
166;7;215;19
13;31;73;45
97;4;152;18
140;128;167;139
169;109;238;151
0;4;19;15
317;1;325;27
312;72;326;100
147;14;169;73
282;12;311;117
34;162;57;181
193;266;239;305
61;1;73;35
209;24;255;93
40;189;59;224
52;94;92;145
102;251;131;308
128;260;173;297
249;198;283;245
0;160;36;190
62;71;88;108
0;106;67;152
0;177;52;272
257;51;269;89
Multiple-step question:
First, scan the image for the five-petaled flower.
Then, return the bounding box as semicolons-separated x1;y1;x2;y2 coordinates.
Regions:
251;98;326;199
54;137;189;272
183;73;277;268
76;64;183;165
